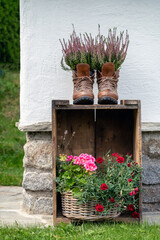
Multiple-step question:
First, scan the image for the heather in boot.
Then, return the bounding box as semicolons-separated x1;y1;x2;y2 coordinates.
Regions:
97;63;119;104
73;63;94;104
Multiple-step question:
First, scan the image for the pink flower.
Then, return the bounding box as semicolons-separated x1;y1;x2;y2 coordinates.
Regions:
132;191;136;195
129;192;133;196
66;155;74;161
84;161;97;171
128;178;132;182
128;163;131;167
79;153;95;165
73;156;82;165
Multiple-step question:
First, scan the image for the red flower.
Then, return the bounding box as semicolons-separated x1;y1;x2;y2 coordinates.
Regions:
95;204;104;212
116;157;124;163
131;172;135;177
109;197;115;203
135;187;139;192
101;183;108;190
116;204;119;207
96;157;104;164
128;163;131;167
132;211;139;218
127;204;135;211
128;178;132;182
129;191;136;196
112;153;119;157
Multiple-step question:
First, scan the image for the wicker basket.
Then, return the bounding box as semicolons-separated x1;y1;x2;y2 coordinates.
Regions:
61;191;121;221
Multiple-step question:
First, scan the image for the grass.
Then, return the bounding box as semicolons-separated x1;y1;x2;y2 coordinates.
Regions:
0;222;160;240
0;66;25;186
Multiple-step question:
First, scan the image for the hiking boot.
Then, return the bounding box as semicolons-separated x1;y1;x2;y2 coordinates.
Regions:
73;63;95;104
97;63;119;104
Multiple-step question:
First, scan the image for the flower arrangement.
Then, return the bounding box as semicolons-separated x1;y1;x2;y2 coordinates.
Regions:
56;152;142;219
60;26;129;72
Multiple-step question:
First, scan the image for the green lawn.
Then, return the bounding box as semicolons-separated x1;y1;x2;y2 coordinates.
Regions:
0;222;160;240
0;67;25;186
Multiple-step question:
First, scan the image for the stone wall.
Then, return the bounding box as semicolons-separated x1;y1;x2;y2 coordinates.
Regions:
142;132;160;212
22;131;160;214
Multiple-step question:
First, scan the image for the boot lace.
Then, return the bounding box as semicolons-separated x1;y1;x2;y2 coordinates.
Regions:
73;75;94;92
98;76;118;93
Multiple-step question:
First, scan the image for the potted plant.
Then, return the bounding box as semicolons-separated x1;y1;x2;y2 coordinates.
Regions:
55;152;142;221
60;26;129;105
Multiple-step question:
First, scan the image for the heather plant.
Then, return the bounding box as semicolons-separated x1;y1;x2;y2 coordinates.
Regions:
60;26;129;72
60;26;96;71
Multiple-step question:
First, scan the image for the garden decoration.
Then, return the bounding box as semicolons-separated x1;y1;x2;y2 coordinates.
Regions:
97;62;119;104
60;26;129;105
55;152;142;221
72;63;95;104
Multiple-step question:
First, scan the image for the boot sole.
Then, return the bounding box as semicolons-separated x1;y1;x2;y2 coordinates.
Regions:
98;97;117;105
73;96;94;105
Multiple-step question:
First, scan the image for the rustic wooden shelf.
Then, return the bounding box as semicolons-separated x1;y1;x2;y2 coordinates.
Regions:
52;100;142;225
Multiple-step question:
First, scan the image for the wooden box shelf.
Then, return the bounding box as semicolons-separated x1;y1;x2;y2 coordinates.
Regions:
52;100;142;225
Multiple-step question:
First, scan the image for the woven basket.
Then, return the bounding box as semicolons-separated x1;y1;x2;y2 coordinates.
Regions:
61;191;120;221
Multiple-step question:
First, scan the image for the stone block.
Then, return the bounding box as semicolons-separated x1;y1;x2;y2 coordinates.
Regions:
22;190;53;214
23;140;52;170
143;203;160;212
142;132;160;159
26;132;52;141
22;171;53;191
34;197;53;214
142;163;160;185
143;185;160;203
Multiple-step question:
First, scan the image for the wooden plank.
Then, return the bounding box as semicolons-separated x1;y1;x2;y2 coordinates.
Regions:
121;99;140;106
52;100;69;107
132;102;142;223
96;109;134;157
57;109;95;156
56;215;138;224
52;105;57;225
54;104;138;110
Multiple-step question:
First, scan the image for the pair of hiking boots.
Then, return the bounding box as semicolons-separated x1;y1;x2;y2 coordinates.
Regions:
73;63;119;105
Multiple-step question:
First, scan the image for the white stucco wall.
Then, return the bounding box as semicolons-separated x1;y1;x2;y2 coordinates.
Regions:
20;0;160;126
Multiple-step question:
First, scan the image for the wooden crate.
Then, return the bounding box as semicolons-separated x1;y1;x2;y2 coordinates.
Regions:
52;100;142;225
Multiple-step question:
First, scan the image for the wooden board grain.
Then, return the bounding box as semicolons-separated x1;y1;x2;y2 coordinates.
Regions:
96;109;134;158
57;109;95;156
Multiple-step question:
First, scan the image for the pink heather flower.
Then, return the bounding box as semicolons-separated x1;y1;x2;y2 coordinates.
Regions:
66;155;74;161
132;191;136;195
128;178;132;182
129;192;133;196
73;156;82;165
84;161;97;171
